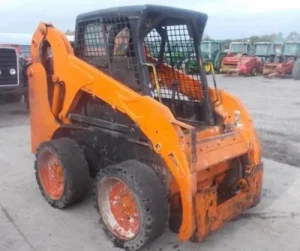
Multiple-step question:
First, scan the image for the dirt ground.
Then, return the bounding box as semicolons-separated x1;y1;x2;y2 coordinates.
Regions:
0;75;300;251
212;75;300;168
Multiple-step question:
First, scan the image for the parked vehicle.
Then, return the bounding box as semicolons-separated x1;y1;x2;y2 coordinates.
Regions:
27;5;263;251
220;42;252;74
0;33;32;105
264;42;300;78
0;45;28;103
236;42;277;76
146;40;194;70
186;40;226;74
262;42;283;76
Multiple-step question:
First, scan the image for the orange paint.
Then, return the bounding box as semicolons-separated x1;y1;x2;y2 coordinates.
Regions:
28;22;263;243
194;165;263;241
147;56;204;100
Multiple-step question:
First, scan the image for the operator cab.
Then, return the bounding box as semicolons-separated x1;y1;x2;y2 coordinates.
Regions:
228;42;251;55
200;41;221;61
74;5;216;126
282;42;300;61
254;42;276;63
254;42;276;57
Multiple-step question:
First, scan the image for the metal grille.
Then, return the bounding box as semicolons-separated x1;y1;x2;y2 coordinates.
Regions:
77;17;141;92
145;24;204;103
0;48;18;86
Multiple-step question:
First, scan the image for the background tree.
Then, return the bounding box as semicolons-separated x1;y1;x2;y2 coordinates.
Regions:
286;32;300;42
202;33;213;41
65;30;75;35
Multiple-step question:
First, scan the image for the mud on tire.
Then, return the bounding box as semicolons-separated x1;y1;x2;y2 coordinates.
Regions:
35;137;90;209
94;160;169;251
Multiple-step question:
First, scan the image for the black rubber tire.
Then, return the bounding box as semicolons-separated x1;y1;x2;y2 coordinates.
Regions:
94;160;169;251
217;54;226;73
292;59;300;80
252;68;258;76
35;137;90;209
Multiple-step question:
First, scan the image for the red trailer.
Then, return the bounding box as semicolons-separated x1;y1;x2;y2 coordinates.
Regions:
236;42;277;76
220;42;251;74
265;42;300;79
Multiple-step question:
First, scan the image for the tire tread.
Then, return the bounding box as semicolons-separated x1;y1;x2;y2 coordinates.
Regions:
35;137;90;209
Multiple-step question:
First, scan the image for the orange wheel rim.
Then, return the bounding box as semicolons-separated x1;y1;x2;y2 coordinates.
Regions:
38;151;64;200
98;178;140;240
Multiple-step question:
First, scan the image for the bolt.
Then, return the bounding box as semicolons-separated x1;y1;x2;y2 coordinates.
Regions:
52;75;59;83
155;144;161;151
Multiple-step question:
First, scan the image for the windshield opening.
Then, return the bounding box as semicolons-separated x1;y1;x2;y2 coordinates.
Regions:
283;44;300;56
144;22;209;124
229;43;248;54
200;42;210;60
200;43;209;53
255;44;274;56
145;25;204;101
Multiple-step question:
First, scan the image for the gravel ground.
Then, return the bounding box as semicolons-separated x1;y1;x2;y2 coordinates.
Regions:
0;75;300;251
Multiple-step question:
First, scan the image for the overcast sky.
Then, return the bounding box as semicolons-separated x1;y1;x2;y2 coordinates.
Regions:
0;0;299;39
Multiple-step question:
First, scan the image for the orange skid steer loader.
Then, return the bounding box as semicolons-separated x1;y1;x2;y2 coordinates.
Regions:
27;5;263;250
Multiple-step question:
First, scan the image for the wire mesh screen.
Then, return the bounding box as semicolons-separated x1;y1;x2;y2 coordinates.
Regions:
77;17;141;92
145;24;204;103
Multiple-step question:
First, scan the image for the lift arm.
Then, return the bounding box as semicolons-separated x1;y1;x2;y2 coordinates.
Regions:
28;22;197;241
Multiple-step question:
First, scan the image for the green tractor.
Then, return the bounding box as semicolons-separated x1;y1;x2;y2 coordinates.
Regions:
165;41;194;69
145;40;193;70
200;40;226;74
185;40;226;74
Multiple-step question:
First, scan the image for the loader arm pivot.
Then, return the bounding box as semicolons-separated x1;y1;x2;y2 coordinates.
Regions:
28;22;197;241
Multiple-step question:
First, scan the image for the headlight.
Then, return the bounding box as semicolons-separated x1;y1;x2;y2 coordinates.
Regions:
9;68;16;75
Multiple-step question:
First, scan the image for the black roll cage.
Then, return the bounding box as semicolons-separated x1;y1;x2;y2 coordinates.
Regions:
74;5;216;125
